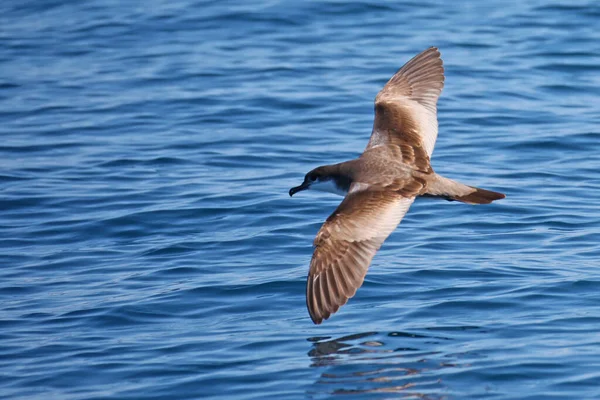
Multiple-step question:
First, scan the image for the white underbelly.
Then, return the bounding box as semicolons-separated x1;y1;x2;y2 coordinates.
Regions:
311;180;347;196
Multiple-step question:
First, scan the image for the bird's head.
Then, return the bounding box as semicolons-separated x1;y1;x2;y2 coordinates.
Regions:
289;167;330;197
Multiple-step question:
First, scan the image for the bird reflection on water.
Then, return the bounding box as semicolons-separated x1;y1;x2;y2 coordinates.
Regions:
306;330;469;399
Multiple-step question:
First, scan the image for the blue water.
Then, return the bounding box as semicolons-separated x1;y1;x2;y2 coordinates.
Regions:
2;1;600;399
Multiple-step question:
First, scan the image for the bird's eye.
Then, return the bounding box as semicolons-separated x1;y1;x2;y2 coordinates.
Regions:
309;174;317;182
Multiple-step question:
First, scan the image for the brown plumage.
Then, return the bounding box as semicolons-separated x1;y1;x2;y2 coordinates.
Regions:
307;192;414;323
290;47;506;324
447;187;505;204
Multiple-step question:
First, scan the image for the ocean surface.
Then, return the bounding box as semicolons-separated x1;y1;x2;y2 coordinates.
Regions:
2;1;600;399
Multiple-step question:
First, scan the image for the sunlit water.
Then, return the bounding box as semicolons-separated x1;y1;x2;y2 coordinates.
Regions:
2;1;600;399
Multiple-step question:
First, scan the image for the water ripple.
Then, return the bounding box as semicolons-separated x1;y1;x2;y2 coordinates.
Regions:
2;0;600;399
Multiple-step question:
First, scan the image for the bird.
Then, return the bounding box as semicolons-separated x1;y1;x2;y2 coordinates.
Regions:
289;47;506;325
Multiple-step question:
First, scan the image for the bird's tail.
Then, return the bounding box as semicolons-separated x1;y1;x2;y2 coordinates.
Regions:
425;174;505;205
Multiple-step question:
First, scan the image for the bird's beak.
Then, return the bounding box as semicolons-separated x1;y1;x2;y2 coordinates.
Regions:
289;181;310;197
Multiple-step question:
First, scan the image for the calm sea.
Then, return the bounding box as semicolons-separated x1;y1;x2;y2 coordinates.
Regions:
2;1;600;399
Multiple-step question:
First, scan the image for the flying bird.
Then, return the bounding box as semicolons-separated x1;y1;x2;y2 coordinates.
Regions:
289;47;505;324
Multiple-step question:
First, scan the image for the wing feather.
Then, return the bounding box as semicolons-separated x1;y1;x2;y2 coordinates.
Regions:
366;47;445;157
306;191;414;324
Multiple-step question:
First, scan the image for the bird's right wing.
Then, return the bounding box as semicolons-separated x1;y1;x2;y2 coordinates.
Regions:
306;189;417;324
366;47;445;157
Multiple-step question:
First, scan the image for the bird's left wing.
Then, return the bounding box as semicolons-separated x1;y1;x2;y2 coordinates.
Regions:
306;189;417;324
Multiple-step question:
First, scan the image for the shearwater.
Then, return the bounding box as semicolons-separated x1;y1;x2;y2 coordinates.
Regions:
289;47;506;324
